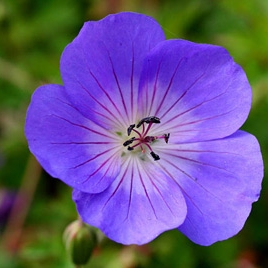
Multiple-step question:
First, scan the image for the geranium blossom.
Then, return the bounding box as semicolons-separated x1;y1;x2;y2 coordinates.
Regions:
25;12;263;245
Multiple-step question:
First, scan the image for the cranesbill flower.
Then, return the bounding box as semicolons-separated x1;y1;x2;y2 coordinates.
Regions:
25;12;263;246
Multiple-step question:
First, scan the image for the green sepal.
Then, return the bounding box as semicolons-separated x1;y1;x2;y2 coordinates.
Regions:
63;220;97;265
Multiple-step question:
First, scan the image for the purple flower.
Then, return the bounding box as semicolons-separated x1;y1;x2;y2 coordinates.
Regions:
25;12;263;245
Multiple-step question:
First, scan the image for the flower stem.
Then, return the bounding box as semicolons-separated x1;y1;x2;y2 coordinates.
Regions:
1;154;42;253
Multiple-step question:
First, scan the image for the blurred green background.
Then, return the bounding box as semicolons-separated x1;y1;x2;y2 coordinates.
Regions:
0;0;267;267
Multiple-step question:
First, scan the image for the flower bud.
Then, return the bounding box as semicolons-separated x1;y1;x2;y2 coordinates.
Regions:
63;220;97;265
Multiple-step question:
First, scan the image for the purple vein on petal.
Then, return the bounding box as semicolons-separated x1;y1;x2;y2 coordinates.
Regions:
137;161;158;219
55;97;82;112
159;73;205;120
173;109;237;128
102;42;130;123
126;159;134;220
71;146;119;169
160;87;228;126
50;141;116;145
130;42;135;122
109;56;130;123
144;165;175;216
82;149;121;184
77;81;122;126
157;161;204;216
51;114;117;140
159;154;225;203
154;58;183;116
167;148;242;157
82;50;118;113
147;56;163;116
102;160;129;211
81;46;128;125
159;108;237;135
160;157;197;182
160;151;236;176
56;94;122;129
92;109;122;129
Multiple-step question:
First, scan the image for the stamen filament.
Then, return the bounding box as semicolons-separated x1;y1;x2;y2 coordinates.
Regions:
132;128;143;138
127;142;142;151
142;122;152;137
144;142;153;152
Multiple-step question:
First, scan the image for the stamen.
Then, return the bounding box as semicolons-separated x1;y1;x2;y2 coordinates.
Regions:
164;133;170;144
127;124;135;136
122;116;169;161
150;151;160;161
136;116;160;128
144;136;156;143
123;137;135;147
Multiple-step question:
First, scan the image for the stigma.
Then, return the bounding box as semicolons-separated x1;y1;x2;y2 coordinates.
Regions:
122;116;170;161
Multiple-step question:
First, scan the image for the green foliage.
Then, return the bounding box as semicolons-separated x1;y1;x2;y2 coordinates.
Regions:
1;0;267;267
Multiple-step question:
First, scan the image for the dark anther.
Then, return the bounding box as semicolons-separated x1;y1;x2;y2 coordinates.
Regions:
127;124;135;136
150;151;160;161
123;137;135;147
136;116;161;128
164;133;170;144
127;146;134;151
